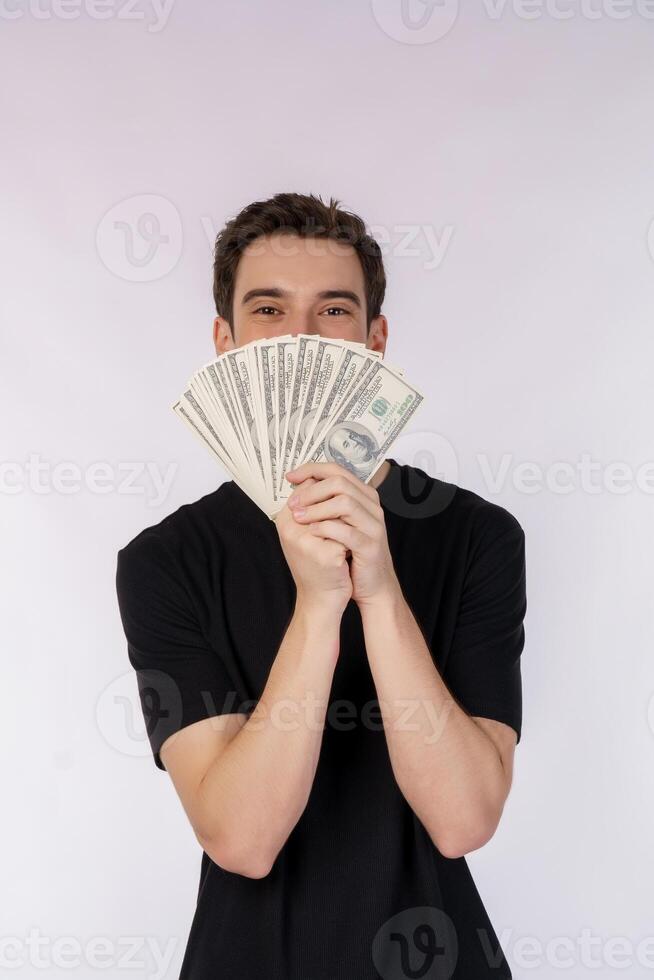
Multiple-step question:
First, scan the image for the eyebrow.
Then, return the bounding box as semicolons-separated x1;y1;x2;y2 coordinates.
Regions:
241;287;362;309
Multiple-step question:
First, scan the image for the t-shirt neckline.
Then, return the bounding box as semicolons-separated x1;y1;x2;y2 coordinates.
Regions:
376;457;399;508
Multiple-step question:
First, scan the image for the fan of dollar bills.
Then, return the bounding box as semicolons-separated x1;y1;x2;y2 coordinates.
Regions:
172;334;424;520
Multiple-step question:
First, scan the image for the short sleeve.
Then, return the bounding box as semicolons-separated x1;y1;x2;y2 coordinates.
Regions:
115;532;248;771
444;510;527;743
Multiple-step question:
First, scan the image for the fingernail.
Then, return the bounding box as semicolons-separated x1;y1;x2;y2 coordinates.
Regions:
293;507;306;517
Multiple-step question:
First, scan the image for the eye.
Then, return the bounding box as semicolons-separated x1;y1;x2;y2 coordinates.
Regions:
322;307;350;316
253;306;280;315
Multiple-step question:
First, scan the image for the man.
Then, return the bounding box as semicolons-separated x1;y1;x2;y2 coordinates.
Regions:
116;192;527;980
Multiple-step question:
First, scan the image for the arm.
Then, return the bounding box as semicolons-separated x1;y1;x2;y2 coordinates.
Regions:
121;474;353;880
161;598;342;879
358;586;516;860
285;462;525;861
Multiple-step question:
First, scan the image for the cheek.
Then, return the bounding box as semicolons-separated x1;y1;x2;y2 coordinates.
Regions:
322;322;367;342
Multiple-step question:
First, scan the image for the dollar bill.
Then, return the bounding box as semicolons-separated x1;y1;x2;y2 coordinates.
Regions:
173;335;424;520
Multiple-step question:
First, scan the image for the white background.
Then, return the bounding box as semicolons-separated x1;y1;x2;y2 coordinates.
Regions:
2;2;653;978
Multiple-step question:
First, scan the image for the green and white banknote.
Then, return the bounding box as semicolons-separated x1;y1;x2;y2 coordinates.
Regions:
173;334;424;520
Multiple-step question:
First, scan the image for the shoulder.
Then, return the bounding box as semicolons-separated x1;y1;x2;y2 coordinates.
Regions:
450;482;525;541
388;458;524;538
385;460;525;574
452;485;526;579
116;481;235;581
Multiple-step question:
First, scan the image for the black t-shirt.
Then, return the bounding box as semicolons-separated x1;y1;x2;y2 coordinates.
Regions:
116;458;527;980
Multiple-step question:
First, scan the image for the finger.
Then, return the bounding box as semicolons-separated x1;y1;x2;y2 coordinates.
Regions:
292;494;380;537
290;475;319;490
273;476;319;527
281;475;319;512
286;461;378;500
288;475;381;519
308;518;367;553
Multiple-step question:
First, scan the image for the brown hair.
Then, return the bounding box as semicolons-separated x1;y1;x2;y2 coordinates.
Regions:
212;192;386;334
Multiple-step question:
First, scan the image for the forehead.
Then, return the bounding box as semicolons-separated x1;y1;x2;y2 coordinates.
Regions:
233;232;365;297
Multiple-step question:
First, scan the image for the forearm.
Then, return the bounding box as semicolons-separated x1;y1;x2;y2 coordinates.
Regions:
197;598;342;876
359;586;509;859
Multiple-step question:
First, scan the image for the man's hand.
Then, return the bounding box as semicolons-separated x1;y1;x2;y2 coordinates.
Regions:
274;474;353;615
284;462;400;608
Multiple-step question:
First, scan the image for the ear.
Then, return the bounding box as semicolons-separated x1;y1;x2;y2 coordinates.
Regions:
213;315;235;355
366;314;388;355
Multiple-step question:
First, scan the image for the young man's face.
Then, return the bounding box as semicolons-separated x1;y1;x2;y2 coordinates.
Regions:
213;232;388;355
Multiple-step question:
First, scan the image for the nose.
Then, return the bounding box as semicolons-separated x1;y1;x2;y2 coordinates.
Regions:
289;315;319;337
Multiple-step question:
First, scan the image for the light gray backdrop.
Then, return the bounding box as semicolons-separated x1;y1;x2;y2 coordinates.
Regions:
2;2;652;978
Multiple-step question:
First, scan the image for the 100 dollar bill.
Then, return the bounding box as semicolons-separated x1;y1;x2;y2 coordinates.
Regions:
276;360;424;502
